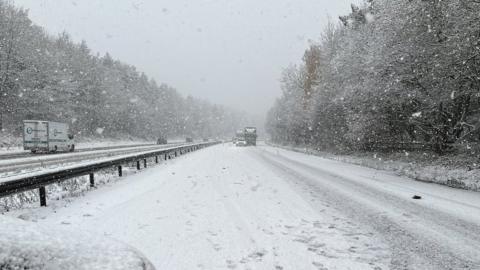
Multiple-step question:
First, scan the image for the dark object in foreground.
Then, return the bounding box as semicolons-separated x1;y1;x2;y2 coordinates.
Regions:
412;195;422;200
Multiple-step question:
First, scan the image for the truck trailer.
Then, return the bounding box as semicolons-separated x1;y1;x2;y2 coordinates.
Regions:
23;120;75;153
244;127;257;146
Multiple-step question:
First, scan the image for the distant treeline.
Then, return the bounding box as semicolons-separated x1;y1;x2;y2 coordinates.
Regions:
266;0;480;154
0;1;248;139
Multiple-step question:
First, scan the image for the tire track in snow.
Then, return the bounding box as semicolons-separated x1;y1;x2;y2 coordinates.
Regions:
255;146;480;269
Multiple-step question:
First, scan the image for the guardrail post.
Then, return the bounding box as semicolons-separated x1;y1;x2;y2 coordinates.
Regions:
89;173;95;187
137;160;141;170
39;186;47;207
155;156;159;163
118;165;123;177
144;159;147;168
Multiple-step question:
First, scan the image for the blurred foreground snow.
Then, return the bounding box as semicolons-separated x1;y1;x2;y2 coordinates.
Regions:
0;216;155;270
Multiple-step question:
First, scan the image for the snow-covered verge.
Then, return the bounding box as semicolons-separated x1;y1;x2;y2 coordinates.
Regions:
267;142;480;191
0;215;154;270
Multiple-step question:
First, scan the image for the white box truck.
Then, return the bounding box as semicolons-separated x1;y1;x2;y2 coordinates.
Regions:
23;120;75;153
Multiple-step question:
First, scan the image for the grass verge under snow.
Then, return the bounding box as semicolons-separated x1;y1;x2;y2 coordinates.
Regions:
269;143;480;192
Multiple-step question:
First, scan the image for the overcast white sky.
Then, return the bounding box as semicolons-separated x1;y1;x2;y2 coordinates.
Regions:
13;0;360;118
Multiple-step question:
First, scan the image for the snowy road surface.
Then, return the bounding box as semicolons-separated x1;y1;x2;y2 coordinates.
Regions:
9;144;480;269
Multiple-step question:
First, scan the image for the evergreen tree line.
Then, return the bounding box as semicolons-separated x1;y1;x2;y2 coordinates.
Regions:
0;1;248;140
266;0;480;154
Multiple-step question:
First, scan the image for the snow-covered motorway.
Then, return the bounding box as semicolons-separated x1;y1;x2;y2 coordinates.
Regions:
7;143;480;269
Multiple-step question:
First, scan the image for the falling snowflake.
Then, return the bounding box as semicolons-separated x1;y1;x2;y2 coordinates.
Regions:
412;112;422;118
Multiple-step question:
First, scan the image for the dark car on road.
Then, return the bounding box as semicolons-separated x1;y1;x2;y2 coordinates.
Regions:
157;137;167;145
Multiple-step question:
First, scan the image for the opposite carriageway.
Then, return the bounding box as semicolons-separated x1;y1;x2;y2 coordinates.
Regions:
0;142;172;161
0;143;189;174
0;142;220;207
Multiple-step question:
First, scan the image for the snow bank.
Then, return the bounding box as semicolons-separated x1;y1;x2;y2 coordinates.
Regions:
269;143;480;192
0;216;155;270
